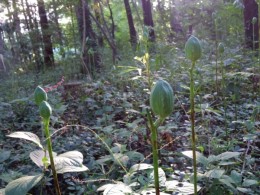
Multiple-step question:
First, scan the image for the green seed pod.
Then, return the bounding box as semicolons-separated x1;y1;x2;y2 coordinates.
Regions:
150;80;174;119
185;35;202;62
252;17;257;24
218;43;225;54
34;86;47;106
39;101;52;120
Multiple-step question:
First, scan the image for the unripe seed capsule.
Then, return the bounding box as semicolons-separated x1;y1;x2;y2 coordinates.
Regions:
252;17;257;24
39;101;52;120
185;35;202;62
150;80;174;119
34;86;47;106
218;43;225;54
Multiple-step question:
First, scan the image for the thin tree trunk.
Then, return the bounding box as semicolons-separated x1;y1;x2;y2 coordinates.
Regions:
75;0;101;75
23;0;43;70
106;0;115;39
124;0;138;49
141;0;156;42
37;0;55;67
94;0;104;47
90;1;117;63
51;0;65;58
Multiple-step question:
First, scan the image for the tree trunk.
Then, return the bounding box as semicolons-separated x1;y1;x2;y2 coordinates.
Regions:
23;0;43;70
124;0;137;49
141;0;155;42
51;0;65;58
94;0;104;47
37;0;55;67
243;0;259;49
106;0;115;40
75;0;100;75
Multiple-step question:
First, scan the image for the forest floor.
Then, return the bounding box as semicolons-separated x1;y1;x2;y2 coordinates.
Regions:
0;49;260;194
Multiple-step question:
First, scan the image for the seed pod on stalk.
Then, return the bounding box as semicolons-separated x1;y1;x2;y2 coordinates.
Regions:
185;35;202;62
218;43;225;54
150;80;174;119
39;101;52;120
34;86;47;106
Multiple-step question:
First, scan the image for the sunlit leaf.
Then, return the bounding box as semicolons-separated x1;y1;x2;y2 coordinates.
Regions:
182;150;208;166
216;152;240;161
54;151;88;173
165;180;201;194
7;132;43;149
204;169;225;179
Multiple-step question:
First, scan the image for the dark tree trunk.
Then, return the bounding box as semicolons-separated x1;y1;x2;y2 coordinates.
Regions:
94;0;104;47
124;0;137;49
243;0;259;49
141;0;156;42
37;0;54;67
75;0;100;75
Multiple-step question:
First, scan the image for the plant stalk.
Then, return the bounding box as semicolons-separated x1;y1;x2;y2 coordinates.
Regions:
190;62;198;195
43;119;61;195
215;18;218;93
147;110;164;195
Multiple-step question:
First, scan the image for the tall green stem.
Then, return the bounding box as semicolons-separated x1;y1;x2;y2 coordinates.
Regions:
43;119;61;195
147;111;164;195
190;62;198;195
215;19;218;93
220;59;228;137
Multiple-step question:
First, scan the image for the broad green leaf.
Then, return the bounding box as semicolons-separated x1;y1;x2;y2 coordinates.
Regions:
0;150;11;163
204;169;225;179
237;187;252;193
182;150;208;166
7;132;43;149
141;188;170;195
29;150;57;168
230;170;242;184
103;183;132;195
207;155;218;163
149;168;166;186
219;178;237;193
218;161;237;166
165;180;201;194
125;151;144;162
129;163;153;172
216;152;240;161
5;174;43;195
242;179;258;187
54;151;88;173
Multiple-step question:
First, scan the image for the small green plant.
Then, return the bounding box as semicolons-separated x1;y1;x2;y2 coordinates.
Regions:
148;79;174;195
3;86;88;195
185;35;202;195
